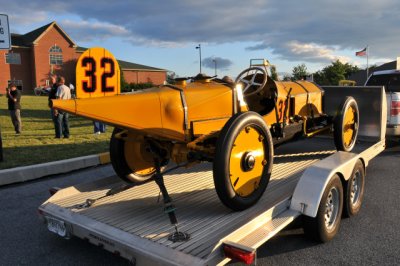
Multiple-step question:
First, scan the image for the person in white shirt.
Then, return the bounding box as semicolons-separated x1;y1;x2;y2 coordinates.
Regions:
55;76;71;138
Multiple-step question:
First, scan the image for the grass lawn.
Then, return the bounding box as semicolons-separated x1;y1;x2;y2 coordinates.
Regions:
0;95;112;170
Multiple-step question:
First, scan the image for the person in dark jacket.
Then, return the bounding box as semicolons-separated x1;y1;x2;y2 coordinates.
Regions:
48;75;60;138
6;84;22;134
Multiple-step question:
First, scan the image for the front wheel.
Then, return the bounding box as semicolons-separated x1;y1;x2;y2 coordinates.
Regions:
213;112;273;211
334;96;359;152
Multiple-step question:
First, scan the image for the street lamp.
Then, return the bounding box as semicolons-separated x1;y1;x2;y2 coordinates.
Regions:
212;58;217;76
196;44;202;73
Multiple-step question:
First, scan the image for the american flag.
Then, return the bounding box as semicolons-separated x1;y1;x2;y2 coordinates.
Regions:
355;47;367;57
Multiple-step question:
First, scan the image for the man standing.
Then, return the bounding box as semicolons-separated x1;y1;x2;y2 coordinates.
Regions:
55;76;71;138
6;84;22;134
48;75;59;138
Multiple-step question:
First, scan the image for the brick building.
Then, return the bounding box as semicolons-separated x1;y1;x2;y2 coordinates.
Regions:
0;21;166;94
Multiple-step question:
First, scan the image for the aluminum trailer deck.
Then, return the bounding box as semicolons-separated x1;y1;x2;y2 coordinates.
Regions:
39;86;386;265
38;138;381;265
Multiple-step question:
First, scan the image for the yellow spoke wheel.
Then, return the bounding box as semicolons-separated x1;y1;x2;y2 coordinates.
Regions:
213;112;273;211
334;97;359;152
110;128;165;184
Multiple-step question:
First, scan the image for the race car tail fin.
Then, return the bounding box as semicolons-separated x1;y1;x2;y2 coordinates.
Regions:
75;47;120;99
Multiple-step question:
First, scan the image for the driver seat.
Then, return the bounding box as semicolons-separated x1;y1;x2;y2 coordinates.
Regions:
244;78;277;116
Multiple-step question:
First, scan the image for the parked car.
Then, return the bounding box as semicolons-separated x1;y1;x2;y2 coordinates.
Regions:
365;69;400;138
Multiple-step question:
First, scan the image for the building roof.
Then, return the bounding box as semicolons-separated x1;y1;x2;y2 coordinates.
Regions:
11;21;76;48
348;61;397;85
76;46;166;72
118;59;166;72
10;22;166;72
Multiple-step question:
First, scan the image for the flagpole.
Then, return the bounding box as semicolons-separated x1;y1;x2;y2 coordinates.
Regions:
366;45;369;80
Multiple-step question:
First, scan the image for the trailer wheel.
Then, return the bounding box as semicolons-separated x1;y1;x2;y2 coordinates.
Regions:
344;160;365;217
110;128;163;184
334;96;359;152
303;174;343;242
213;112;273;211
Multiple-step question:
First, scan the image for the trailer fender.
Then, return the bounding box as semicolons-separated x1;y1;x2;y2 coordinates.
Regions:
290;151;362;217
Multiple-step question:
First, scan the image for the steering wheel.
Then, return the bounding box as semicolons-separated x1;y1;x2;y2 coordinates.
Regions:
235;67;268;97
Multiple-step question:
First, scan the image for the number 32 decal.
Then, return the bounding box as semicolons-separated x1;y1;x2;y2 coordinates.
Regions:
81;57;115;93
76;47;120;98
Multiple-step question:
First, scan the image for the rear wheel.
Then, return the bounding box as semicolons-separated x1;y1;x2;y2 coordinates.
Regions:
303;174;343;242
110;128;163;184
213;112;273;211
334;96;359;152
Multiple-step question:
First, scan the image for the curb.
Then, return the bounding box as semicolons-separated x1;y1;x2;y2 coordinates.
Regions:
0;152;111;186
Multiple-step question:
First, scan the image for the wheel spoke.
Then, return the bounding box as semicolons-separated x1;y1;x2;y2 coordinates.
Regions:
240;78;250;84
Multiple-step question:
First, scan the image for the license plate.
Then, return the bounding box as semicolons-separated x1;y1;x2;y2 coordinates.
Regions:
46;216;68;238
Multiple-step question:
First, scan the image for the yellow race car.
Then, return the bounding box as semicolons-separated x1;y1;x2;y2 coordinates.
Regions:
53;49;359;211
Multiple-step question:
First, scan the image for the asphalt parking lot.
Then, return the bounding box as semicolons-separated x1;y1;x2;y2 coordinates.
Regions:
0;147;399;265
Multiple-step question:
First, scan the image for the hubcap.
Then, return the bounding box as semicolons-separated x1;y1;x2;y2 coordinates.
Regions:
324;187;340;231
343;105;357;147
124;134;156;176
242;152;256;171
350;170;361;205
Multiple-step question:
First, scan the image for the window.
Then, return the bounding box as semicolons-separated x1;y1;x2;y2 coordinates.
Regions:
50;54;63;65
49;45;63;65
49;45;62;53
5;53;21;64
366;74;400;92
8;80;23;90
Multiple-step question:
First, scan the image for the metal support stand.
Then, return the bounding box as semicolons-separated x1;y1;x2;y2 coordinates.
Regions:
153;159;190;242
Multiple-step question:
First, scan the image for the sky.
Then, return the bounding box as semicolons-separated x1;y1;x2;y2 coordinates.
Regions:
2;0;400;79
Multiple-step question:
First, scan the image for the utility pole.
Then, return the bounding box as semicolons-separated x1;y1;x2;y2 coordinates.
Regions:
213;58;217;76
196;44;202;73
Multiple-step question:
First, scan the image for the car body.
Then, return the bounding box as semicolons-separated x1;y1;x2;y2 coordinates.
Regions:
52;48;359;211
365;69;400;137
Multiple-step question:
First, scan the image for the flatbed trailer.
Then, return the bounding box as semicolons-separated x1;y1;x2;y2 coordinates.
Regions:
38;86;386;265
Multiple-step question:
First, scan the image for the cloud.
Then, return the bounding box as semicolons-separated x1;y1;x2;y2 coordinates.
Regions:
61;20;129;41
283;41;351;63
3;0;400;63
202;57;233;71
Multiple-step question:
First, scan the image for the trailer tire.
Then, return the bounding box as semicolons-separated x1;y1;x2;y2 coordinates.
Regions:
303;174;343;242
334;96;359;152
343;160;365;217
213;112;273;211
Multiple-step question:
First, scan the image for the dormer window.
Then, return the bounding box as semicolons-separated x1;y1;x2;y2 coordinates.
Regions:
49;45;63;65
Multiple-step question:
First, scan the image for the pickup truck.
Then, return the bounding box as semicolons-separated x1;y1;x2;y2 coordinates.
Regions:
365;69;400;138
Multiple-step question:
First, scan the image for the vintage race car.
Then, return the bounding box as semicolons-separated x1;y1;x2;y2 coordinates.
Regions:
52;48;359;211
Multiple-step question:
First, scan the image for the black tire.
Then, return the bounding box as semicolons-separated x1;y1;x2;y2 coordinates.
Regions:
110;128;161;184
334;96;359;152
213;112;273;211
303;174;343;242
343;160;365;217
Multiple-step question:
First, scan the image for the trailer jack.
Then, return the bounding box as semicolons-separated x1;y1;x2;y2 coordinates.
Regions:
153;159;190;242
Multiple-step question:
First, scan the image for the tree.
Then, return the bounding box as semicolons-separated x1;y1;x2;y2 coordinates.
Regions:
270;65;279;81
282;74;292;81
313;60;360;85
167;71;177;84
292;64;308;80
120;70;128;91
